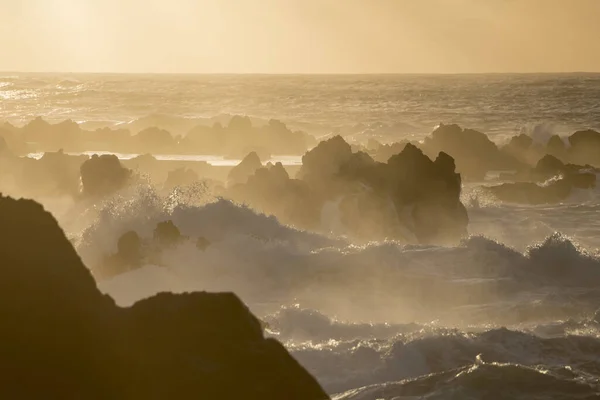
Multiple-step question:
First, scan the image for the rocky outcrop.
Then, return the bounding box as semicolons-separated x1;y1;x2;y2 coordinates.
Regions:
228;162;320;229
227;151;263;185
568;129;600;165
80;154;131;197
238;136;469;244
489;154;596;204
422;124;523;180
0;195;328;399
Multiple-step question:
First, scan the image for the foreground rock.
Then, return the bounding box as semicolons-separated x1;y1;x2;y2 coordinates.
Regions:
0;195;328;399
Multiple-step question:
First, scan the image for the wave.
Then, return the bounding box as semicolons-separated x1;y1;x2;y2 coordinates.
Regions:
333;361;599;400
264;307;600;396
70;187;600;327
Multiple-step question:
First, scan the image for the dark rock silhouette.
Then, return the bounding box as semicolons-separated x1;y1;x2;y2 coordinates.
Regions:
99;231;144;278
0;195;328;399
228;151;263;185
135;127;177;153
228;162;320;229
501;154;597;186
80;154;131;197
14;150;85;198
422;124;522;180
568;129;600;165
153;220;185;247
236;136;469;244
491;154;596;203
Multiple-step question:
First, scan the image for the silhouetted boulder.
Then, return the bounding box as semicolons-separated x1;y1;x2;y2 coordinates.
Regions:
80;154;131;197
228;151;263;185
299;138;468;243
153;220;184;247
227;162;320;229
0;195;328;399
568;129;600;165
386;145;468;243
98;231;144;278
372;141;409;163
135;127;176;152
299;135;353;195
535;154;566;177
422;124;522;180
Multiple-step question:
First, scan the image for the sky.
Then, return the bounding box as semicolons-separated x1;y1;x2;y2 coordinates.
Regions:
1;0;599;74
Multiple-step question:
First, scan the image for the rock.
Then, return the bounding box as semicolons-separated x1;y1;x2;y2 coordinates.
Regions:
196;237;211;251
568;129;600;165
298;135;353;197
117;231;143;265
372;141;409;163
228;162;320;230
80;154;131;197
153;220;184;247
0;195;328;399
98;231;144;278
534;154;567;177
422;124;522;180
387;145;468;243
228;151;263;185
135;127;176;152
304;138;468;244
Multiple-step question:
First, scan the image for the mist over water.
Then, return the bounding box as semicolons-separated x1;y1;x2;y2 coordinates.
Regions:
3;74;600;399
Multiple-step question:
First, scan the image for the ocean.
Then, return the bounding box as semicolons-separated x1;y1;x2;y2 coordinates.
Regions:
4;73;600;399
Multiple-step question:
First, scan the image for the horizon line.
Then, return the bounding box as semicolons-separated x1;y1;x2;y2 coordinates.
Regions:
2;70;600;76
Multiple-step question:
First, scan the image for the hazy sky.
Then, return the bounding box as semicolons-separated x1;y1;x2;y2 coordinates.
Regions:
1;0;599;73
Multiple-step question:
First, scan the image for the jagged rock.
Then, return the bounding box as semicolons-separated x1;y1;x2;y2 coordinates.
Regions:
0;195;328;399
302;138;468;243
80;154;131;197
372;141;409;163
228;151;263;185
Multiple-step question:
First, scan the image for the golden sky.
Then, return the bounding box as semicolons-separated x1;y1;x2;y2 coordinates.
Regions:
1;0;599;73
